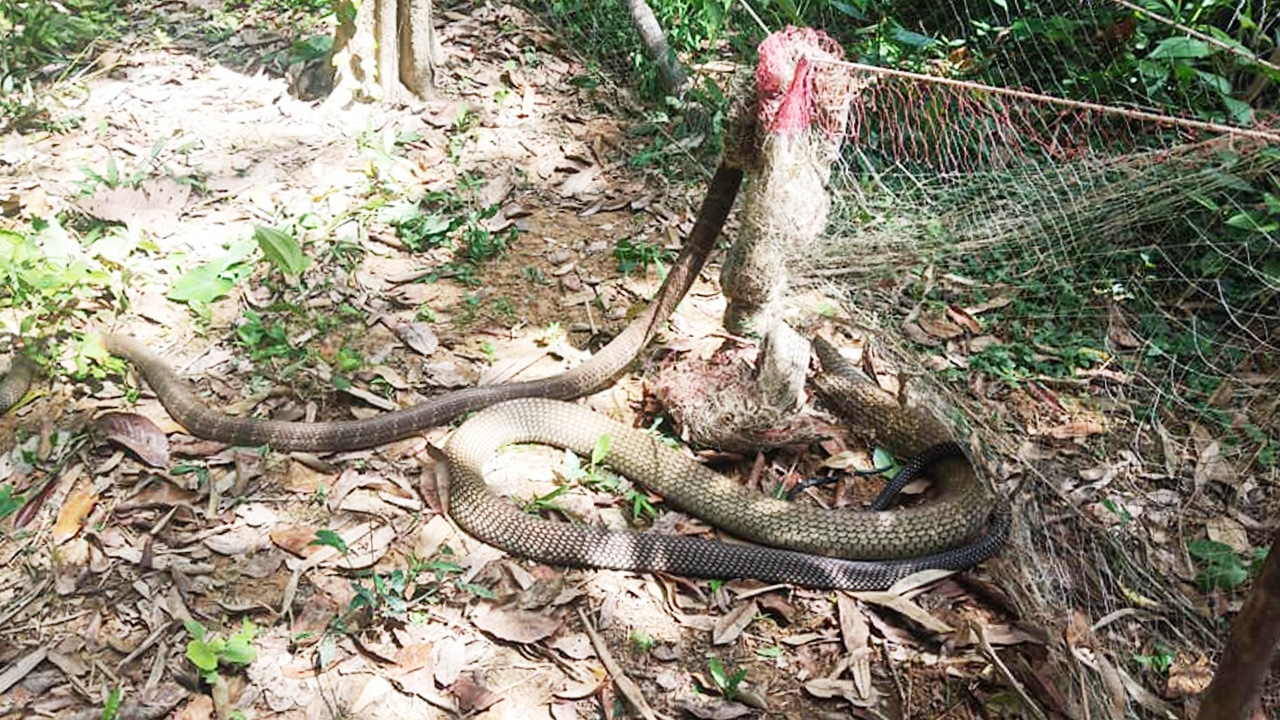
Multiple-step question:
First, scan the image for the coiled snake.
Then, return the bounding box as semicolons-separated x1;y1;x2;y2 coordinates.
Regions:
0;165;1007;589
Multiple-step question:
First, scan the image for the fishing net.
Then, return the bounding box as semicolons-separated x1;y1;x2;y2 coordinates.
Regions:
524;0;1279;715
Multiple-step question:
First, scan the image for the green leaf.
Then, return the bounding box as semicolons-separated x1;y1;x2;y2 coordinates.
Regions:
310;529;348;554
890;24;936;48
255;226;310;277
185;640;219;672
591;434;612;467
872;447;899;474
168;239;257;304
183;619;208;642
101;687;122;720
1147;37;1212;60
221;635;257;666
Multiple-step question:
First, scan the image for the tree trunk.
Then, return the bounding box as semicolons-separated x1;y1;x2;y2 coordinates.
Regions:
329;0;441;106
622;0;686;94
1196;525;1280;720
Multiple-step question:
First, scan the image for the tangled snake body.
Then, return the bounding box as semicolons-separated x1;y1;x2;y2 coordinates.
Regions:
0;165;1008;589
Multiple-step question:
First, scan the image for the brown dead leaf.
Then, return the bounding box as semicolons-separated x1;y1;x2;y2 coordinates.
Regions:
433;637;466;687
674;696;754;719
916;313;965;340
901;322;940;347
470;604;562;644
270;525;328;557
95;412;171;467
558;165;603;198
1107;303;1142;349
850;591;954;634
74;177;191;236
550;633;594;660
836;595;869;653
53;486;98;544
452;677;500;714
392;322;440;356
1034;417;1107;440
1205;516;1250;554
712;600;758;645
1165;654;1212;699
945;304;983;334
803;678;872;707
963;295;1013;315
1193;439;1237;490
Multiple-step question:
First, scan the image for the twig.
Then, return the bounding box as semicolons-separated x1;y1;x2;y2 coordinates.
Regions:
576;606;662;720
972;620;1049;720
1105;0;1280;75
817;58;1280;144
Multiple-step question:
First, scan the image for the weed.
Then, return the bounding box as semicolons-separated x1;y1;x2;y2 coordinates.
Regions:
184;619;258;687
707;656;748;699
614;238;673;276
523;265;549;285
1187;538;1267;591
1133;645;1175;674
557;436;659;523
630;630;656;652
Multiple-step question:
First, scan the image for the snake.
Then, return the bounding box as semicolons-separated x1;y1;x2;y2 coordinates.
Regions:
0;163;1007;589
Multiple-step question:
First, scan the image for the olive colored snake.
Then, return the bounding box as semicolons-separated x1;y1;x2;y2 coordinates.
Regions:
0;164;1007;589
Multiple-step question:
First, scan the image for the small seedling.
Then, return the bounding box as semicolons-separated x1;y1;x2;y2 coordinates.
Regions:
707;656;747;699
184;619;258;687
630;630;655;652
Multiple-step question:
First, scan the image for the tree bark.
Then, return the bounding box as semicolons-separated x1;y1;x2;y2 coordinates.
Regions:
1196;525;1280;720
622;0;686;94
329;0;440;105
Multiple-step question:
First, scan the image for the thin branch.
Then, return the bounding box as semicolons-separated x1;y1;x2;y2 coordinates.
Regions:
817;58;1280;144
1105;0;1280;75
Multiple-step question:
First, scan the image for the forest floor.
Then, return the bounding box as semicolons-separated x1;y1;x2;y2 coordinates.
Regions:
0;2;1271;719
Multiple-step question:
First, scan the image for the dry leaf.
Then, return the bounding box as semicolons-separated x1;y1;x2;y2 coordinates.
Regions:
452;677;500;714
74;178;191;236
803;678;872;707
712;600;759;645
433;637;466;687
850;591;954;634
95;412;171;467
916;312;965;339
470;605;562;644
674;696;754;719
1035;417;1107;439
836;595;869;653
1205;516;1250;554
1165;654;1213;698
945;304;983;334
1193;440;1237;489
53;487;98;544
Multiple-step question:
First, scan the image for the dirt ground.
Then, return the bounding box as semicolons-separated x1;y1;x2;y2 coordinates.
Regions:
1;2;1268;720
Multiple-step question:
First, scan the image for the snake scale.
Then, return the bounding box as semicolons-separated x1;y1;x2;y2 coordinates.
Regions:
0;163;1007;589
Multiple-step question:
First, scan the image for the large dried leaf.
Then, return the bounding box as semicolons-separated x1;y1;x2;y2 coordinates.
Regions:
470;605;562;644
74;177;191;236
712;600;758;645
95;412;171;467
53;487;98;544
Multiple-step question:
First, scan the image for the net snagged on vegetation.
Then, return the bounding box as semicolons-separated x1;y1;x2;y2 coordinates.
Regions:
527;0;1278;714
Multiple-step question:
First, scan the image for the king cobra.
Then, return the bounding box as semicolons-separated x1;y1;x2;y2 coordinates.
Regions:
0;164;1007;589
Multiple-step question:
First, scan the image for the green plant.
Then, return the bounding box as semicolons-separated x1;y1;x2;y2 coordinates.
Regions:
1133;645;1176;674
0;484;23;521
707;656;747;699
558;435;660;523
184;619;258;687
614;238;674;276
1187;538;1267;591
630;630;656;652
100;687;122;720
